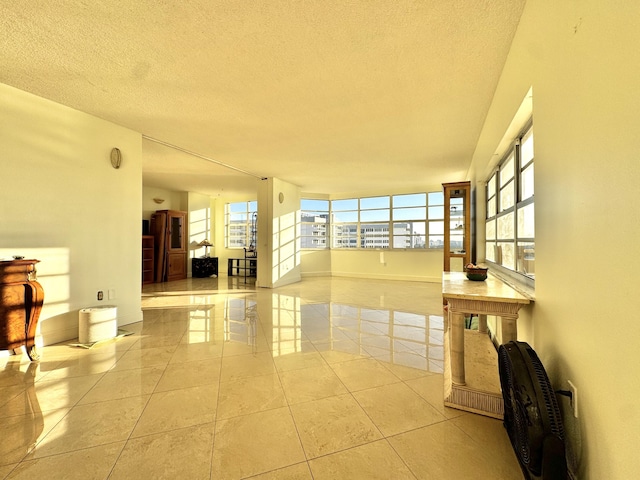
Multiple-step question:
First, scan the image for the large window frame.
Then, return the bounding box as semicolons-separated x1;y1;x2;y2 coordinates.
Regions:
299;193;443;250
225;201;257;249
485;120;535;283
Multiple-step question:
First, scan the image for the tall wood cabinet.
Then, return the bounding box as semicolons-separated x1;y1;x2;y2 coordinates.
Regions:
150;210;187;282
142;235;155;285
443;181;471;271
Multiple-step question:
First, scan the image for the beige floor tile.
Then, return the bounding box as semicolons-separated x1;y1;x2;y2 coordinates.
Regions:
353;381;446;436
153;357;221;392
316;345;369;364
6;442;124;480
128;334;183;350
217;373;287;420
109;345;176;372
212;407;306;479
1;374;101;416
110;424;215;479
308;439;417;480
452;413;521;477
246;462;313;479
374;355;430;380
0;408;69;465
131;384;218;437
40;350;123;379
389;421;521;480
290;394;382;459
220;351;276;382
221;334;272;357
0;464;17;478
168;340;224;363
77;366;164;405
27;396;148;459
404;374;466;419
331;357;400;392
279;364;348;405
273;351;326;372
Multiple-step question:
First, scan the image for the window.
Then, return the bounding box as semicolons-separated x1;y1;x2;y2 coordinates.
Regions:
319;192;443;250
300;199;329;249
486;122;534;279
225;201;257;248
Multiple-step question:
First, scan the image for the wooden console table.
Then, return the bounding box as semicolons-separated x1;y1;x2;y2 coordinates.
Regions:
0;259;44;361
442;271;530;418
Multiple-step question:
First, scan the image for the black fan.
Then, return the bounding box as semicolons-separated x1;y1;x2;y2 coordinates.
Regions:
498;341;568;480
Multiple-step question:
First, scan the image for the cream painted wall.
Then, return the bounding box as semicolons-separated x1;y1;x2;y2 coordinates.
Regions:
330;250;443;283
468;2;640;478
257;178;302;288
142;186;185;222
1;83;143;347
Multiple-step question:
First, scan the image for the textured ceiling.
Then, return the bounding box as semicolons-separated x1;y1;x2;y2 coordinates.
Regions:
0;1;525;197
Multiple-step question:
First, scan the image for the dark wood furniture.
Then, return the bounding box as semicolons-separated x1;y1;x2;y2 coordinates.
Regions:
150;210;187;282
0;259;44;361
142;235;155;284
228;257;257;278
192;257;218;278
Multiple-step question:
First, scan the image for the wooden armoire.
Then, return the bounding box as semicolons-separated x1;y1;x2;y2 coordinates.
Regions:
150;210;187;282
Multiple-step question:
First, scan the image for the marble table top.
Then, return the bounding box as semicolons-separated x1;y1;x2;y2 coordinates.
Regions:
442;272;531;305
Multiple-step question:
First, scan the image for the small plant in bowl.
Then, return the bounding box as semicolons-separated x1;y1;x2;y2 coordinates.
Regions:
465;263;488;281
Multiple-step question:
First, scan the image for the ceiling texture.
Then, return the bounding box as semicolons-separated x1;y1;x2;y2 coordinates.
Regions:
1;1;525;197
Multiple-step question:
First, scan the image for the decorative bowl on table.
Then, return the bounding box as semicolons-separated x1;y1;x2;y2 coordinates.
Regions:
465;264;488;281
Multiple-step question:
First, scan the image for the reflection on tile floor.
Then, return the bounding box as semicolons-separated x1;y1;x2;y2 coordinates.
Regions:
0;277;521;479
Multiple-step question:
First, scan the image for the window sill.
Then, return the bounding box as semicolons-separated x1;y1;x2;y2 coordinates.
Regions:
483;261;535;301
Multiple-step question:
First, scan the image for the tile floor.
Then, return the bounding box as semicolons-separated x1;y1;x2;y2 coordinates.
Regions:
0;276;522;479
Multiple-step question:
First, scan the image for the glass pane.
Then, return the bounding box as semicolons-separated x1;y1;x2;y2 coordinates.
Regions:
486;219;495;240
428;206;444;219
521;163;534;200
517;203;535;238
517;242;535;276
500;153;514;185
361;209;389;222
170;216;182;249
361;196;390;209
332;210;358;222
497;212;514;239
429;221;444;235
429;235;444;248
521;127;534;165
248;201;257;212
500;181;514;211
394;221;425;235
487;174;496;198
487;197;496;217
394;207;426;221
229;203;246;213
361;224;389;248
229;212;247;222
332;198;358;211
393;193;426;207
428;192;444;205
486;241;496;262
301;199;329;211
497;242;515;269
449;235;464;253
331;224;358;248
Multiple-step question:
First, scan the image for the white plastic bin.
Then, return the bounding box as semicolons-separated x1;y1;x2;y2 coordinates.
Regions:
79;306;117;343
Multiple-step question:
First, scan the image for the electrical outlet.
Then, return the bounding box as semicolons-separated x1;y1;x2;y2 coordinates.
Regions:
108;289;116;300
568;380;578;418
97;291;104;301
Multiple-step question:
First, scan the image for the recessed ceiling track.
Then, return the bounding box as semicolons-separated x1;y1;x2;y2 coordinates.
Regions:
142;134;266;180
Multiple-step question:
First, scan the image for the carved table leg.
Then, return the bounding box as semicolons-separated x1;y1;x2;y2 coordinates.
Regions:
24;281;44;361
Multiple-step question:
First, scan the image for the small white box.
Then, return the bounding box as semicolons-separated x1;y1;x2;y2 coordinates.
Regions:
79;306;117;343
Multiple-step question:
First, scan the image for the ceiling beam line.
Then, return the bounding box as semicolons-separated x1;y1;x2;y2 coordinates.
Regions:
142;135;266;180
